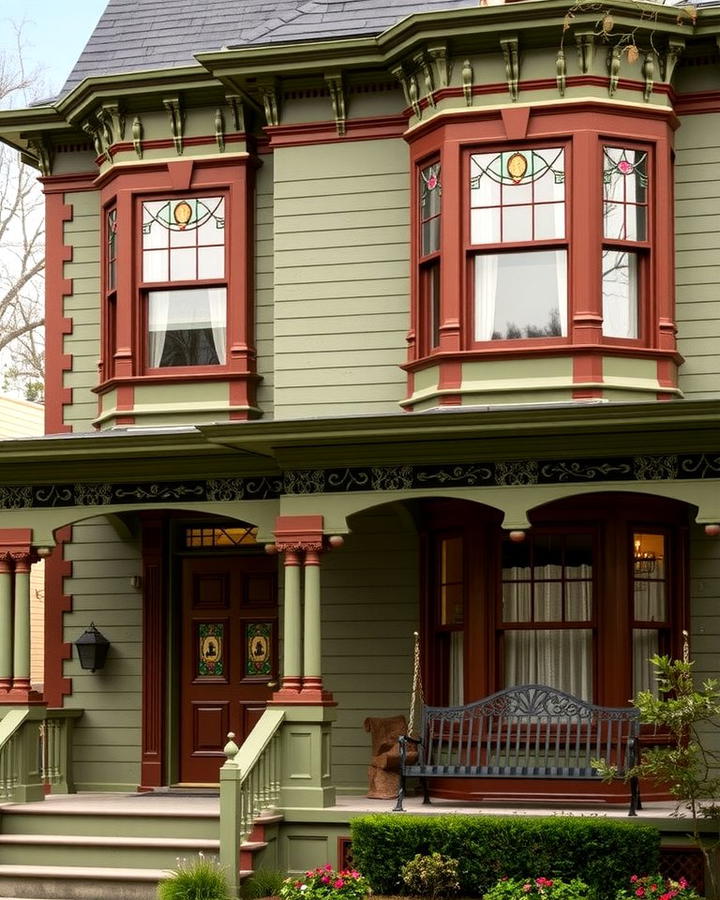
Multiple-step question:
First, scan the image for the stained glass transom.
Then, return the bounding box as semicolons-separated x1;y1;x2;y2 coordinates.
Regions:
603;147;648;242
142;196;225;283
420;162;441;256
185;526;258;548
470;148;565;245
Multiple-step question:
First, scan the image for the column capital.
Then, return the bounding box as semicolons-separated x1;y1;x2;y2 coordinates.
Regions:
274;515;324;553
0;529;33;564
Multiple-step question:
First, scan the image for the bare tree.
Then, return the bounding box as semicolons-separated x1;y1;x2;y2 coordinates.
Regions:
0;27;45;401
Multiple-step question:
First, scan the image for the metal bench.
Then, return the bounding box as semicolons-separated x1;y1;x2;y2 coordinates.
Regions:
393;684;641;815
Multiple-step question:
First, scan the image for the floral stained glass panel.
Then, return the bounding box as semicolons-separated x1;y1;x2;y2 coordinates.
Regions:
420;163;441;256
198;622;224;677
246;623;273;677
603;147;648;242
107;208;117;291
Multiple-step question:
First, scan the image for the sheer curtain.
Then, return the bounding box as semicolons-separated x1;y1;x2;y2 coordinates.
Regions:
503;564;592;699
207;288;227;364
148;290;170;368
473;171;499;340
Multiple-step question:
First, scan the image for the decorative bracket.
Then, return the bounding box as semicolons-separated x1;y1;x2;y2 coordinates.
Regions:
428;43;450;90
226;94;246;133
408;74;422;118
608;46;621;97
325;72;347;135
556;48;566;96
259;80;280;127
500;37;520;101
26;135;53;177
132;115;144;159
215;108;226;152
642;52;654;102
413;51;435;108
100;102;125;144
163;97;184;154
81;118;105;160
462;59;474;106
391;63;416;116
575;30;595;74
660;38;684;82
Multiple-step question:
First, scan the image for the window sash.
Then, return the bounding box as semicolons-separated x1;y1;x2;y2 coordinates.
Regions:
147;287;227;368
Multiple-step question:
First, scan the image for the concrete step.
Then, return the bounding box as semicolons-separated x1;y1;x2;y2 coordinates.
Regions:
0;834;219;869
0;864;169;900
0;809;219;841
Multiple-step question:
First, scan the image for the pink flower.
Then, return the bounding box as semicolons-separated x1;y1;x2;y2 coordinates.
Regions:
333;879;344;889
522;885;532;894
618;160;633;175
322;877;330;884
631;877;639;883
678;879;688;889
325;865;333;871
636;890;645;898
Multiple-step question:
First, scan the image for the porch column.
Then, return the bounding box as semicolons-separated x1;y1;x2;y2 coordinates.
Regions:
301;548;326;701
281;549;302;695
0;557;12;691
12;552;32;693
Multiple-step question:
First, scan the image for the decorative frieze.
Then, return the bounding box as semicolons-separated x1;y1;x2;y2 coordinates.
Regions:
0;453;717;510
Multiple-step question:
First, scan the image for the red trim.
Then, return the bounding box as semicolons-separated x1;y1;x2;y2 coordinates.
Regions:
43;527;73;708
273;516;324;550
108;134;248;159
39;173;97;194
265;114;408;148
43;193;76;434
674;90;720;116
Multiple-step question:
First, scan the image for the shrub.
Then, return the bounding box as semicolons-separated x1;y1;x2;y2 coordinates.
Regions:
401;852;460;898
350;814;660;897
614;873;704;899
157;853;232;900
279;865;371;900
483;876;592;899
242;869;287;899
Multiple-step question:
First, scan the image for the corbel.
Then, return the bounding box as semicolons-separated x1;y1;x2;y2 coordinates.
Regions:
390;62;413;111
660;38;684;82
325;72;347;136
462;59;474;106
608;46;621;97
258;80;280;127
81;118;105;160
96;107;114;150
100;102;125;143
215;108;226;152
226;94;246;133
132;115;144;159
428;43;450;90
556;48;566;96
575;30;595;74
162;96;185;154
413;51;435;107
26;135;53;177
500;36;520;102
408;74;422;118
642;52;654;102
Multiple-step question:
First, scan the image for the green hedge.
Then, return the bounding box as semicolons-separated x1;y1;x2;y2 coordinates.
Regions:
350;814;659;897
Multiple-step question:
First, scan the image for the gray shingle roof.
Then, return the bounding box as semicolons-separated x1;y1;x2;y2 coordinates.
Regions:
61;0;477;95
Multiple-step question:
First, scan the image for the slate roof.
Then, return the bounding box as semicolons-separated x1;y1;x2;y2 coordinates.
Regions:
61;0;478;96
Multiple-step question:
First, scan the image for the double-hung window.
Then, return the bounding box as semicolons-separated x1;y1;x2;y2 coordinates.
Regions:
469;147;567;342
141;196;227;369
419;161;442;352
602;146;649;339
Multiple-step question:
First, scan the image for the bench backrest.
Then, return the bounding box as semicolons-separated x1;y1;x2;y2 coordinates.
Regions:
418;684;640;778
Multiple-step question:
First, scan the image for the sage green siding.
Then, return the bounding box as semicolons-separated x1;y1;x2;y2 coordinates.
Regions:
273;140;409;418
690;523;720;759
675;114;720;399
62;518;142;791
322;504;418;792
256;154;275;418
63;190;101;431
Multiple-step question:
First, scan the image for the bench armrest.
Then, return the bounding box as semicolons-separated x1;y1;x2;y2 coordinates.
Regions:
398;734;422;767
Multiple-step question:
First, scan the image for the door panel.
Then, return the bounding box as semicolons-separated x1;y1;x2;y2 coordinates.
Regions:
179;555;277;783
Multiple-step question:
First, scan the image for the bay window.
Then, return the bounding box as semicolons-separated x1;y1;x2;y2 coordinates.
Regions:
141;196;227;369
419;161;441;353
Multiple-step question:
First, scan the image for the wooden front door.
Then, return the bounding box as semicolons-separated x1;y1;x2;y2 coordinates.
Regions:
179;554;277;784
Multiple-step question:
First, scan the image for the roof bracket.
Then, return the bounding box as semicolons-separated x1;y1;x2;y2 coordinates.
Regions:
163;97;185;155
325;72;346;136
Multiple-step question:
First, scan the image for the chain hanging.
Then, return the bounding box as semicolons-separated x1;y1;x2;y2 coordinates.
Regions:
407;631;424;738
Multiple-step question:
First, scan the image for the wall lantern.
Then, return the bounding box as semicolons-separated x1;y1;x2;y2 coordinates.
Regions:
74;623;111;672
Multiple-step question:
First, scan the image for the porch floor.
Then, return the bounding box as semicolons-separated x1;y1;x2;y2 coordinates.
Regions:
0;791;696;832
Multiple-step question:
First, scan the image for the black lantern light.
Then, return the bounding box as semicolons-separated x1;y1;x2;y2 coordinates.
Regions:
74;623;111;672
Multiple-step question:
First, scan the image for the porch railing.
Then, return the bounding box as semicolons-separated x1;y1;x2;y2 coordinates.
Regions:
0;707;82;803
219;708;285;896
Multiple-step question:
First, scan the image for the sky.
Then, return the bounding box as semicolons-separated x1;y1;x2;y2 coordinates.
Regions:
0;0;108;98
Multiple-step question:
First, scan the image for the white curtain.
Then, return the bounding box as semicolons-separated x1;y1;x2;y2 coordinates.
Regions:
148;290;170;367
553;179;568;336
473;170;499;340
208;288;227;364
449;631;464;706
503;564;592;699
